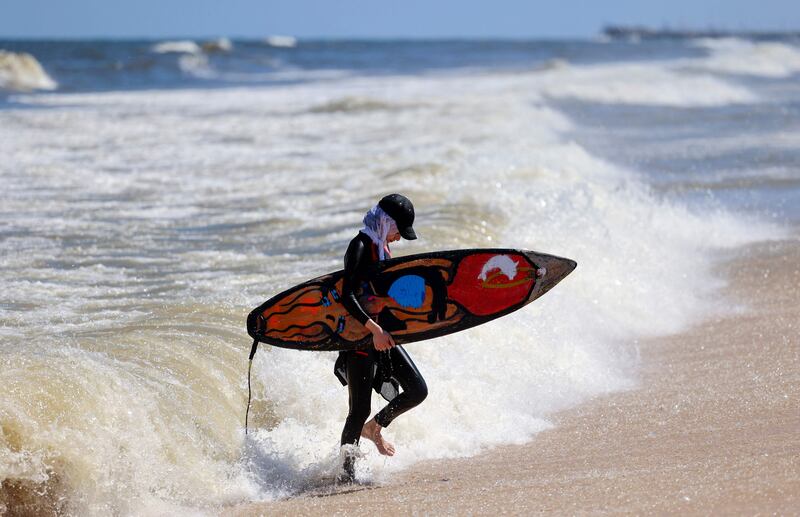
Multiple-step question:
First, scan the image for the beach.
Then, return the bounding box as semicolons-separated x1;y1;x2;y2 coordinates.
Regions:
229;236;799;515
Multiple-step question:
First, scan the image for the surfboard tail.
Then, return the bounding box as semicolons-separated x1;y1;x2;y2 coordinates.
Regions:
247;309;264;341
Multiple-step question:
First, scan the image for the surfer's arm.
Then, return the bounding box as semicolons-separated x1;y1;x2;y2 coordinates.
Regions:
342;235;395;350
341;236;373;326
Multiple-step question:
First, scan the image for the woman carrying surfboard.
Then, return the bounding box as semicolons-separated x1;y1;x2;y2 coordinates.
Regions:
334;193;428;482
246;195;576;480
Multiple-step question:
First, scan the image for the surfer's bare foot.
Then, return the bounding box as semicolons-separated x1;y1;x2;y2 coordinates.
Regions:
361;419;395;456
536;267;547;278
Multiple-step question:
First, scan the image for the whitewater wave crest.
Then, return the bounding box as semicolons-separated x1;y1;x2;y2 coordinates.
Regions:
265;36;297;48
690;37;800;78
202;37;233;53
533;62;757;106
151;40;202;55
308;96;421;114
0;50;57;92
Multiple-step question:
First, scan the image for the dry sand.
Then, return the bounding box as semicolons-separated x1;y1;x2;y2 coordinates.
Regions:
229;238;800;516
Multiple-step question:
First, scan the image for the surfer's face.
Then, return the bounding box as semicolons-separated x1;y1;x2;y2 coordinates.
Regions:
386;218;401;242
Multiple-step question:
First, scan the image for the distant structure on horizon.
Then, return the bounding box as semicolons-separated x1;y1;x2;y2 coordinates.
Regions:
603;25;800;40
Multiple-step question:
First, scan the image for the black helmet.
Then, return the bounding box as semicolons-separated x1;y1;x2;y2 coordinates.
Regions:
379;193;417;240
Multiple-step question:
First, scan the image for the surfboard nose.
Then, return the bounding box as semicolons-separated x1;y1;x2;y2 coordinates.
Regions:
523;251;577;297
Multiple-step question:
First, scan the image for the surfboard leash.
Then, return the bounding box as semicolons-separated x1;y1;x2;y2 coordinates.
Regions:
245;338;259;435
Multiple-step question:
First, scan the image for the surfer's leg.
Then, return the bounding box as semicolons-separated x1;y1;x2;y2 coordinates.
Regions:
339;350;376;481
361;346;426;456
374;345;428;428
340;350;375;446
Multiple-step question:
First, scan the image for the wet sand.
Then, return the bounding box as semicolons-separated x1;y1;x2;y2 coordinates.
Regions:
229;237;800;516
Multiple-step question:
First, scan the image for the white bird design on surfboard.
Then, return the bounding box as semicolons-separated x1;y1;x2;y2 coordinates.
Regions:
478;254;519;281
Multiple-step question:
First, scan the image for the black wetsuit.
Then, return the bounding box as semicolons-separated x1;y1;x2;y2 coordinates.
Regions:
337;232;428;447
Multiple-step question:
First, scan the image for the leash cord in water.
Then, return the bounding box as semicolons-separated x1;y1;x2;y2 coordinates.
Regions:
245;359;253;435
245;339;259;435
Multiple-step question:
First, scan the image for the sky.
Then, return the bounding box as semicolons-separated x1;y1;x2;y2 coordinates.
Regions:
1;0;799;39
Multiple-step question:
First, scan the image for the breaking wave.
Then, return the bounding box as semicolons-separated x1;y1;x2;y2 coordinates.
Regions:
308;96;419;114
202;38;233;54
690;37;800;77
265;36;297;48
532;61;757;106
0;50;57;92
151;40;202;54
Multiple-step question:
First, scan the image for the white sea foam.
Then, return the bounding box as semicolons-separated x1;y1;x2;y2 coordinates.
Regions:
265;35;297;48
0;59;785;513
0;50;57;92
690;37;800;78
532;62;757;106
178;53;213;77
151;40;202;54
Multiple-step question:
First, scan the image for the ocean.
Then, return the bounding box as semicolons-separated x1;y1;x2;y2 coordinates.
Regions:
1;36;798;514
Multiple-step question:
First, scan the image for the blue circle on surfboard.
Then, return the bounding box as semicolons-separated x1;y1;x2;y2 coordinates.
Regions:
388;275;426;309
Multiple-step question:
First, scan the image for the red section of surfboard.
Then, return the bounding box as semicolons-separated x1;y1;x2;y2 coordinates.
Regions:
449;252;536;316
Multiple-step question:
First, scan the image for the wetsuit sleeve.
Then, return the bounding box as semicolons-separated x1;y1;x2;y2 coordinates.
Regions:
341;236;372;326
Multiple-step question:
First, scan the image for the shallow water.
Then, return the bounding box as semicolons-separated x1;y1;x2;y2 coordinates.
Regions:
0;37;797;514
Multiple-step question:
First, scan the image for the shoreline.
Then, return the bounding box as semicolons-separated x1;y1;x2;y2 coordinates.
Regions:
228;237;799;515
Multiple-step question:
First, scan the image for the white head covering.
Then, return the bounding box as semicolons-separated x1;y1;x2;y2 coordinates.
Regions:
360;204;398;261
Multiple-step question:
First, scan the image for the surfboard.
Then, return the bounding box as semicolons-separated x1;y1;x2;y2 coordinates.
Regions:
247;248;576;352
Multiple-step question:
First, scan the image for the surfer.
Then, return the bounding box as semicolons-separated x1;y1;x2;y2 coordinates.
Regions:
334;193;428;482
